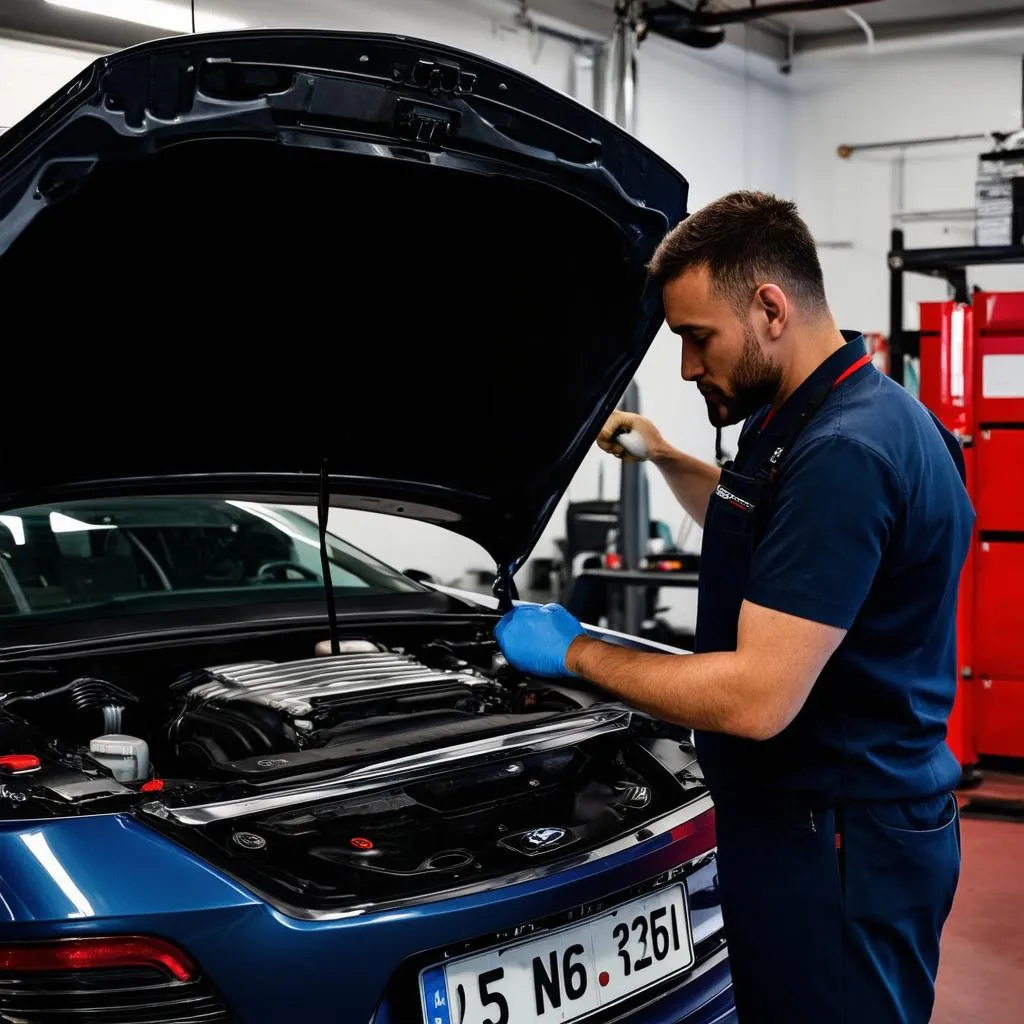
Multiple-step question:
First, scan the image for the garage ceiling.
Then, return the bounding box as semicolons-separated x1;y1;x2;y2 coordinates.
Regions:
545;1;1024;58
760;0;1024;52
0;0;1021;62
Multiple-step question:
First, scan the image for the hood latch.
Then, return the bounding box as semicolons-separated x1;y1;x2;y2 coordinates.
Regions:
492;564;519;614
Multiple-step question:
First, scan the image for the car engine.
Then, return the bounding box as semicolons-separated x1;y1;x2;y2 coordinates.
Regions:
0;630;675;829
162;640;526;778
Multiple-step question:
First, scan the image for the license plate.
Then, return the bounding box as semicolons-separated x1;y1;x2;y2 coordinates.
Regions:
419;884;694;1024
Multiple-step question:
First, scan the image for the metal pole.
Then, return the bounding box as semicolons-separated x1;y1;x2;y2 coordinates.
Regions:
608;0;645;637
592;42;608;116
609;1;638;135
619;381;647;636
837;133;989;159
889;228;905;386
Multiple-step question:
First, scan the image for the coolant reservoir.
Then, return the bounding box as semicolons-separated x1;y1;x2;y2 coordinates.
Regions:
89;734;150;783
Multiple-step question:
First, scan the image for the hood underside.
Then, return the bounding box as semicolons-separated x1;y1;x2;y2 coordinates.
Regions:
0;30;688;574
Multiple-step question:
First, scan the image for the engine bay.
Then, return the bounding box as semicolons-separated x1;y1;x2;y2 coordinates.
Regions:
0;622;706;909
0;624;616;815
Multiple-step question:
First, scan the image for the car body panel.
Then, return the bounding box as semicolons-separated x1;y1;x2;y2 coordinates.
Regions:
1;804;729;1023
0;29;689;582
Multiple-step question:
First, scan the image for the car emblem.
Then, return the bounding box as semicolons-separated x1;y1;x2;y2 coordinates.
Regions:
498;825;578;857
232;831;266;850
523;827;566;848
256;758;289;768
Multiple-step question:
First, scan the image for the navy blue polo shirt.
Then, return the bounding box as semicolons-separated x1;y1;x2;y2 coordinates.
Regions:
719;333;974;804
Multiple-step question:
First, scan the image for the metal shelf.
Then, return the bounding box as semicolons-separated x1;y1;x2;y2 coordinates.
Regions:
888;230;1024;386
889;244;1024;275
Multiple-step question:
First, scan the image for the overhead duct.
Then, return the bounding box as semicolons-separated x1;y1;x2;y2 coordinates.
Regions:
794;9;1024;60
640;0;883;50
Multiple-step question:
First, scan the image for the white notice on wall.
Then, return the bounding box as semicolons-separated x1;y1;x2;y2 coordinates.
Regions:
950;306;965;401
982;354;1024;398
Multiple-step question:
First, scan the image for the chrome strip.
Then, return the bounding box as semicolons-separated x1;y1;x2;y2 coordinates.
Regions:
148;710;632;826
678;944;730;987
217;793;714;922
702;997;738;1024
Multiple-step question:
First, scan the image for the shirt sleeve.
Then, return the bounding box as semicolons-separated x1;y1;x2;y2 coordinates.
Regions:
745;435;904;629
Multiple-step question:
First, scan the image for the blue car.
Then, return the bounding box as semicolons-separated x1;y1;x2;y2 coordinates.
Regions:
0;28;733;1024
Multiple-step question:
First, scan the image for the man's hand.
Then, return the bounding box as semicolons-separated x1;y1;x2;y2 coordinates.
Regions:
495;604;584;679
598;411;720;529
597;411;670;464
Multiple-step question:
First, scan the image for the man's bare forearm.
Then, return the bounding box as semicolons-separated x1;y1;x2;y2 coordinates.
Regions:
563;601;845;741
565;634;766;738
650;446;721;529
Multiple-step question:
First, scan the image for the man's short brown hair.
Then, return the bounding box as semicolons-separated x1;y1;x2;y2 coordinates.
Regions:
647;190;827;315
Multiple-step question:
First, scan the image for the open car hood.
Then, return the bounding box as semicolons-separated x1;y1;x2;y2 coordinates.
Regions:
0;30;687;589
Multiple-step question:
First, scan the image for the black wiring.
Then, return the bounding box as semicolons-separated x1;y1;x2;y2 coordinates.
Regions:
0;676;138;711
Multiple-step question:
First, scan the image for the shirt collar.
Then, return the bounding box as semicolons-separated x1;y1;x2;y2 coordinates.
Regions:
753;330;868;440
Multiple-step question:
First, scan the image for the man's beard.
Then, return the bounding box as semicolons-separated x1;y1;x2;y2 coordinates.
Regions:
700;324;782;428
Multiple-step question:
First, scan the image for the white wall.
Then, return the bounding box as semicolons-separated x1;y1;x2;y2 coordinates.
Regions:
791;48;1024;338
0;36;95;129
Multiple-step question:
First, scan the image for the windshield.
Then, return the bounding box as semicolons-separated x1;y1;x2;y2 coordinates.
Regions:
0;497;423;621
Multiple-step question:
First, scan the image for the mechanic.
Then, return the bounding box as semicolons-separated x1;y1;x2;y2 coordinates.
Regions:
495;191;974;1023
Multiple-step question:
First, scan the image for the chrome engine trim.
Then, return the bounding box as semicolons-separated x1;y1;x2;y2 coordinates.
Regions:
182;651;490;718
147;709;632;826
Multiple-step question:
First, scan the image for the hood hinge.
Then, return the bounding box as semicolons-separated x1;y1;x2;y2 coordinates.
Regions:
492;564;519;614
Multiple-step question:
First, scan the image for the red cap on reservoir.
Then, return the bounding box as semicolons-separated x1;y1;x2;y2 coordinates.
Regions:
0;754;40;773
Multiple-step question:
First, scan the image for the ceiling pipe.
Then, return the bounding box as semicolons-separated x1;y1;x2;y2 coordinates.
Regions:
837;133;990;159
507;0;605;52
843;7;874;53
678;0;882;27
797;22;1024;60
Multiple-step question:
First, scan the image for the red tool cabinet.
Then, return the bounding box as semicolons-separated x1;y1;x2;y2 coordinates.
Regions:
919;292;1024;764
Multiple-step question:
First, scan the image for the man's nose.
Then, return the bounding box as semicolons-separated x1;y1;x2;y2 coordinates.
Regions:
681;345;703;382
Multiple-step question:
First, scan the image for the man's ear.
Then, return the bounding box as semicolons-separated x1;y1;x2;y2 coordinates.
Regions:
755;284;789;340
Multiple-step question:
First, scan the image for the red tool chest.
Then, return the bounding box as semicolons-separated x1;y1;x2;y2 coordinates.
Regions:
919;292;1024;764
919;301;976;766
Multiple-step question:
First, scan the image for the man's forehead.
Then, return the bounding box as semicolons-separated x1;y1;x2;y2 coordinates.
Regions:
662;265;724;326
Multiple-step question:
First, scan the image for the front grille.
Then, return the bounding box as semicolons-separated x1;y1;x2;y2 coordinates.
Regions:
0;965;238;1023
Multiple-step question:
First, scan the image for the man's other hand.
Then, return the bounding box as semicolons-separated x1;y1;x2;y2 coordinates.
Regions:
495;604;584;678
597;411;668;463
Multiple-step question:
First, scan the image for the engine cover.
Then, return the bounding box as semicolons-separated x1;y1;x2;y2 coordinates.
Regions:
163;644;503;775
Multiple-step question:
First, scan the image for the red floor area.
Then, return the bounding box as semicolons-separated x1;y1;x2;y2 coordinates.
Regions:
933;813;1024;1023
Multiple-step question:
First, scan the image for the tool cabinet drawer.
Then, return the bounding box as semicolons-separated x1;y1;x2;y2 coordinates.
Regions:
975;678;1024;759
974;540;1024;678
975;429;1024;530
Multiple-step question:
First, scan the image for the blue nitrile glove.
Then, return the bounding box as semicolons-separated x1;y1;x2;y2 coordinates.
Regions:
494;603;584;679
